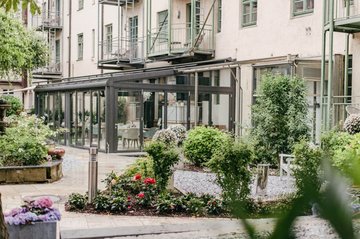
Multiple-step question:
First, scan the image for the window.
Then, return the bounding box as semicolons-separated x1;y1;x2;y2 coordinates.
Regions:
242;0;257;27
217;0;222;33
293;0;314;16
77;33;83;60
105;24;113;54
129;16;138;57
92;29;95;58
78;0;84;10
55;40;60;66
157;10;168;43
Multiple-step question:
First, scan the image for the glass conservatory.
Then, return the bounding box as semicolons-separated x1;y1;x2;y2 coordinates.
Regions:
34;59;237;152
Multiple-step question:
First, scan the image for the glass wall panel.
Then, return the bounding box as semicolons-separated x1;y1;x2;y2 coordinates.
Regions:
166;92;188;129
91;91;99;147
211;94;229;130
116;91;141;151
99;90;106;151
70;92;77;145
84;91;91;148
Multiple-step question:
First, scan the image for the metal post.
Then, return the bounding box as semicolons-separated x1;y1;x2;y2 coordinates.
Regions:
88;146;98;204
194;72;198;127
327;0;335;130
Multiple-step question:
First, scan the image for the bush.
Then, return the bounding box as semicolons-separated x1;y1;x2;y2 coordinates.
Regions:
67;193;87;210
344;114;360;134
183;126;231;166
293;140;323;196
152;129;177;146
208;141;253;203
251;74;309;165
145;141;179;191
0;95;23;116
168;124;187;145
93;194;111;211
0;114;54;166
121;156;155;179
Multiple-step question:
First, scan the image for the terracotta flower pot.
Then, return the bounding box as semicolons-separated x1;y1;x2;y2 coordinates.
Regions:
48;148;65;159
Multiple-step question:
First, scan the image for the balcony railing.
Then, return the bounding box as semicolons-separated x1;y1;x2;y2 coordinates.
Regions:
148;23;214;57
98;0;136;6
99;37;145;64
33;62;62;75
32;11;62;29
325;0;360;23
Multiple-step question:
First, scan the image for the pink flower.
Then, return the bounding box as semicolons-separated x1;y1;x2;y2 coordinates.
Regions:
34;197;53;208
137;192;145;198
133;173;142;181
143;178;156;185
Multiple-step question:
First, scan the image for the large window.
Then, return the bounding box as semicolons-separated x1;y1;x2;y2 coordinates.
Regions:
217;0;222;33
105;24;113;54
242;0;257;27
129;16;138;57
293;0;314;16
157;10;168;43
77;33;83;60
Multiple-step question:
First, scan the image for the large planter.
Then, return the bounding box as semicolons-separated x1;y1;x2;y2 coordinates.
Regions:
6;221;57;239
0;160;63;184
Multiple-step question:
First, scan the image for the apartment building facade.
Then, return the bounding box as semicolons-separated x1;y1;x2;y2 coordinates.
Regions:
32;0;356;152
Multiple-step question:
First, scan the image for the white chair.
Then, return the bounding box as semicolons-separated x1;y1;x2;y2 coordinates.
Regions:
279;153;295;179
122;128;139;148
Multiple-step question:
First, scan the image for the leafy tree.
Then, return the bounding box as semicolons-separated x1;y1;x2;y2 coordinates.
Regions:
0;11;48;78
251;74;309;165
0;0;40;14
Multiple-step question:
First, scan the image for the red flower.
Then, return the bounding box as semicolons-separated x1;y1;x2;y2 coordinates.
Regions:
137;192;145;198
133;173;142;181
143;178;156;185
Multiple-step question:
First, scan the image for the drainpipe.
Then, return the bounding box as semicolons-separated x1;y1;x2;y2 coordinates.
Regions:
68;0;72;78
327;0;335;130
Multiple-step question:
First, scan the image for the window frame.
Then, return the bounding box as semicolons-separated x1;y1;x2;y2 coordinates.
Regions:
217;0;222;33
292;0;314;16
105;24;113;54
242;0;257;27
77;33;84;60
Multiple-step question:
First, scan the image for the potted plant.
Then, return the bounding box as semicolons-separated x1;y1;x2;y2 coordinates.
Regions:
5;197;61;239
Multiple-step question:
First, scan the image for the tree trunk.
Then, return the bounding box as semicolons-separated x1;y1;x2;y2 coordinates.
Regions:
0;194;9;239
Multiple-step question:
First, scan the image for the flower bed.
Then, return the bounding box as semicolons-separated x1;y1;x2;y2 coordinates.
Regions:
0;160;63;184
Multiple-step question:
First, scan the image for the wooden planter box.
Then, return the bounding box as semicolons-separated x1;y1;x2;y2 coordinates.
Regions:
0;160;63;184
6;221;57;239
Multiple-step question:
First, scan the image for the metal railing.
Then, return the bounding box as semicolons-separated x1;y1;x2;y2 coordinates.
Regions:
99;37;145;64
33;62;62;75
32;11;62;29
325;0;360;23
148;23;214;56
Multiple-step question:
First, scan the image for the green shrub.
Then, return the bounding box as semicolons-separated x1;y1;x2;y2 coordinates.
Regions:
0;95;23;116
145;141;179;191
293;140;322;196
93;194;111;211
208;141;253;203
155;193;178;214
110;196;127;212
0;114;54;166
67;193;87;210
152;129;177;146
121;156;155;179
183;126;231;166
321;130;353;157
251;74;309;165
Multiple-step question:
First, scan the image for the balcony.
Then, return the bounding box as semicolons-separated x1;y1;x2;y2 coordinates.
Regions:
32;11;62;30
32;63;62;80
148;23;214;62
98;37;145;69
325;0;360;32
98;0;138;6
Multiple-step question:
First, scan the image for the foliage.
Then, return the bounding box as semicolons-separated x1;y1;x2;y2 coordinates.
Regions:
93;194;111;211
208;141;253;203
293;140;323;196
0;12;48;77
0;0;40;14
145;141;179;191
152;129;177;146
66;193;87;210
121;156;154;179
183;126;231;166
0;114;55;166
168;124;187;145
5;196;61;225
344;114;360;134
0;95;22;116
321;130;353;157
250;74;309;165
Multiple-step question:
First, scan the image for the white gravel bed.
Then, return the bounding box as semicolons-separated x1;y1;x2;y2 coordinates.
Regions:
174;170;296;199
